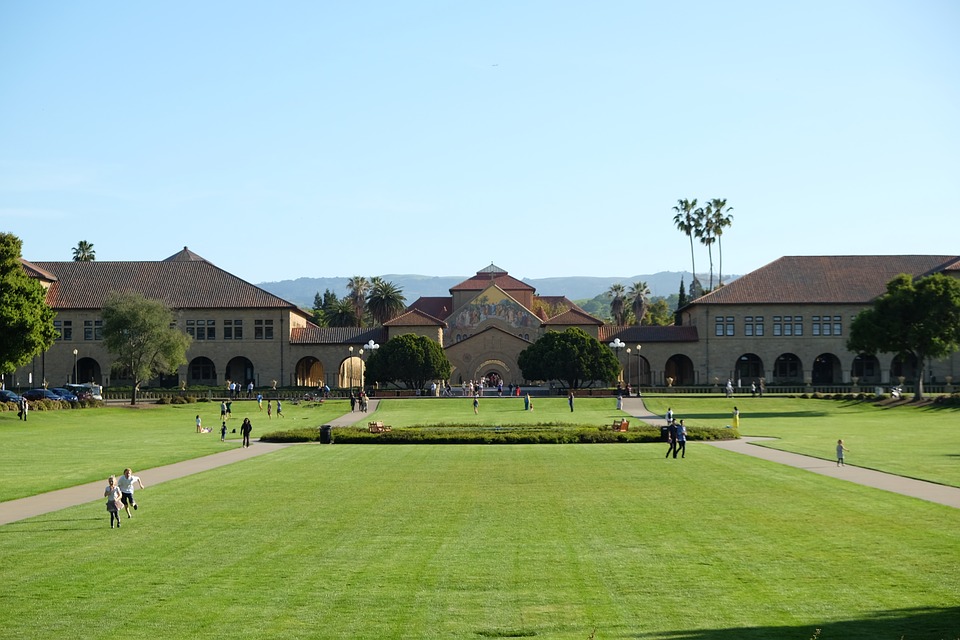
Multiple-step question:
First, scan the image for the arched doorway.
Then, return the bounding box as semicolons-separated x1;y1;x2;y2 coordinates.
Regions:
339;356;363;389
735;354;764;384
295;357;324;387
851;354;881;384
773;353;802;384
77;357;102;385
225;356;254;388
189;357;217;385
812;353;842;384
891;353;918;383
665;354;695;386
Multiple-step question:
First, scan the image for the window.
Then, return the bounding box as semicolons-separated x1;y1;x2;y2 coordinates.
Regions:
255;319;274;340
205;319;216;340
755;316;764;336
794;316;803;336
783;315;792;336
744;316;754;337
186;320;196;339
84;320;102;341
833;315;842;336
54;320;73;341
224;319;242;340
773;316;782;336
715;316;725;337
812;315;820;336
725;316;735;336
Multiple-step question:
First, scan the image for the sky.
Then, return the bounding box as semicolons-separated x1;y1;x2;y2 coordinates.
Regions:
1;1;958;286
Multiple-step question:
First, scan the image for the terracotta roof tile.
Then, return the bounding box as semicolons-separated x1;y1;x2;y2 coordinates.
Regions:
383;308;447;327
32;260;298;311
450;273;534;292
543;307;604;326
692;255;960;305
20;258;58;282
290;326;386;345
407;297;452;320
599;325;699;343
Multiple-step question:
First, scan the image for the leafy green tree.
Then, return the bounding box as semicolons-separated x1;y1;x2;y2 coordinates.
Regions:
675;278;688;325
0;233;57;374
347;276;370;328
364;333;451;390
367;278;406;325
847;273;960;400
517;327;620;389
608;283;626;325
311;288;341;326
72;240;96;262
102;292;191;404
324;298;357;328
628;281;650;326
645;299;675;326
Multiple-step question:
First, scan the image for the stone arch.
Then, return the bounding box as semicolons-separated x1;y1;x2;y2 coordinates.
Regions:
76;357;102;385
339;356;364;388
189;357;217;385
665;354;695;386
225;356;255;387
851;354;881;384
735;353;765;383
812;353;842;384
474;359;510;385
891;353;919;383
295;357;324;387
772;353;803;384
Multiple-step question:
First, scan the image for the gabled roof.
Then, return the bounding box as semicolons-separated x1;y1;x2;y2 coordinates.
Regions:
450;266;534;293
20;258;58;282
407;296;452;321
383;308;447;327
543;307;604;326
31;259;300;311
290;326;386;345
164;246;209;262
599;325;700;343
692;255;960;305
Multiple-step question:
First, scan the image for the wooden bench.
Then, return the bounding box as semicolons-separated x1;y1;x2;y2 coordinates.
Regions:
368;421;392;433
612;419;629;432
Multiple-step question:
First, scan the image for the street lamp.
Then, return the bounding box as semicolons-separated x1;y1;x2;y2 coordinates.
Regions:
626;348;632;391
348;346;354;389
72;349;78;384
608;338;625;385
635;345;642;390
362;340;380;392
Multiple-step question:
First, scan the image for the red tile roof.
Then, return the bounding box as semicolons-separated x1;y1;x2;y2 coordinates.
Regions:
599;325;700;343
692;255;960;305
450;272;534;292
543;307;604;326
407;297;452;320
32;260;299;311
383;308;447;327
290;326;387;345
20;258;58;282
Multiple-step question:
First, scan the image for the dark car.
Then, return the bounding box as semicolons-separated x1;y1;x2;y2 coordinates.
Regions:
22;388;66;402
0;390;23;403
50;387;80;402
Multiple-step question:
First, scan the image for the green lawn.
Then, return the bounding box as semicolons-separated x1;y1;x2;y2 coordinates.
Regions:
366;395;630;427
2;444;958;639
641;396;960;488
0;399;352;501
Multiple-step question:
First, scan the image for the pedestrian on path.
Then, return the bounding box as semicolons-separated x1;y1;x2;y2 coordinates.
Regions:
117;468;144;518
674;420;687;459
104;475;122;528
241;418;253;447
836;439;849;467
665;420;678;459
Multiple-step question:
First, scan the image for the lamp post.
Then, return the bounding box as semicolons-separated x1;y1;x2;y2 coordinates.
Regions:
348;346;354;390
635;344;642;389
362;339;380;392
72;349;78;384
608;338;625;385
626;348;632;391
358;348;364;390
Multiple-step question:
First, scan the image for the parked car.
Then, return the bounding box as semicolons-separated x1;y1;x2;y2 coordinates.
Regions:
22;388;66;402
64;383;103;401
0;389;23;403
50;387;80;402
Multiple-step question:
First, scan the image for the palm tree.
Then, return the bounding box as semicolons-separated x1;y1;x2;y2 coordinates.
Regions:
628;281;651;326
325;298;357;327
608;283;626;325
697;204;718;290
672;199;700;285
708;198;734;286
72;240;95;262
367;278;406;325
346;276;370;328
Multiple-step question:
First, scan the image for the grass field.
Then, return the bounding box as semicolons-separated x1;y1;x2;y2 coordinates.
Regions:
2;398;959;639
641;396;960;488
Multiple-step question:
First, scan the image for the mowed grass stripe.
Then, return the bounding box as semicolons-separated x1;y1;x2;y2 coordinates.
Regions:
3;444;958;639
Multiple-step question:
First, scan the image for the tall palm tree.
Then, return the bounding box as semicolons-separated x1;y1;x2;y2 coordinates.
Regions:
608;283;626;325
367;278;406;325
346;276;370;328
72;240;95;262
628;281;651;326
708;198;734;286
697;203;718;290
672;199;699;285
325;298;357;328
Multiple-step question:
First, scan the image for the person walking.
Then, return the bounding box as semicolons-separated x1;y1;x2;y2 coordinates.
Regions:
473;393;479;415
257;393;263;411
568;390;575;412
117;468;144;518
241;418;253;447
104;475;122;528
220;400;227;422
666;407;673;423
275;399;284;418
732;406;740;430
836;439;850;467
196;414;202;433
674;420;687;459
266;400;272;419
220;421;227;442
665;420;678;459
19;397;29;421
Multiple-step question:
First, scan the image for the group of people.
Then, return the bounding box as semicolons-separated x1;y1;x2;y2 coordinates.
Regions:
226;380;255;398
103;468;144;529
663;408;687;459
196;411;254;445
16;397;29;420
349;391;368;412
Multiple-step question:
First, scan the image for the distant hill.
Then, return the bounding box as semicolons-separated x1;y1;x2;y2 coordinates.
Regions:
258;271;735;309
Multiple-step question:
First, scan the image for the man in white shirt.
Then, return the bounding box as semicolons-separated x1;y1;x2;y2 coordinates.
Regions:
117;468;145;518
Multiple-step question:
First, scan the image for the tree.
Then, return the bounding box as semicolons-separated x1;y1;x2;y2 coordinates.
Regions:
364;333;451;390
0;233;58;374
517;328;620;389
646;299;675;326
696;204;718;290
847;273;960;400
72;240;96;262
367;278;406;325
346;276;370;328
628;281;650;326
672;198;700;287
675;278;688;325
311;288;341;326
608;283;626;325
324;298;357;328
101;292;192;404
707;198;733;287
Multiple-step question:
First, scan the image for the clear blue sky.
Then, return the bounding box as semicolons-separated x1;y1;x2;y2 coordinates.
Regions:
2;1;957;285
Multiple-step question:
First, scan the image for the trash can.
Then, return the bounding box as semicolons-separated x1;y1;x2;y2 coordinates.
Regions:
660;426;670;442
319;424;333;444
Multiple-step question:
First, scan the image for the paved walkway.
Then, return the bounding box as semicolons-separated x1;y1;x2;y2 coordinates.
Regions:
3;397;957;525
621;397;960;509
